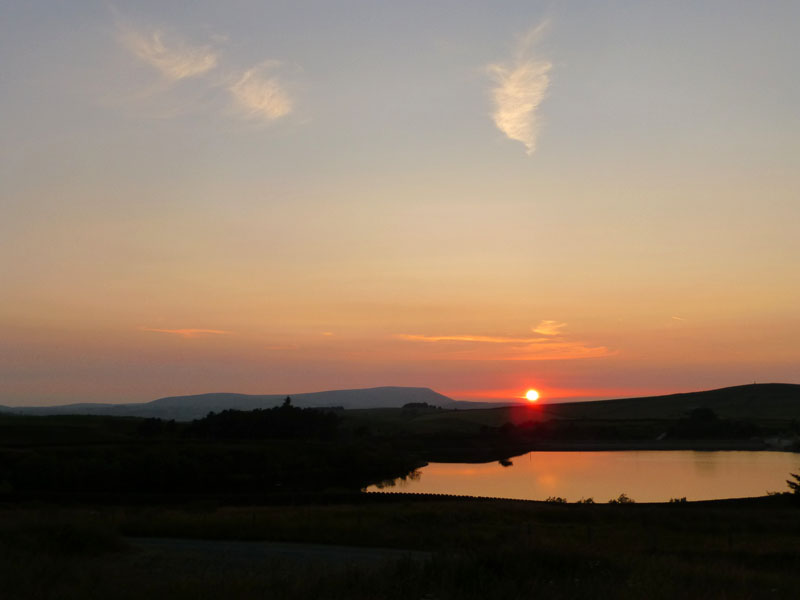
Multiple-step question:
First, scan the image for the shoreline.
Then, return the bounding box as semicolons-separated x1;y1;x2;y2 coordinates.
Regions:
513;439;773;452
420;438;794;463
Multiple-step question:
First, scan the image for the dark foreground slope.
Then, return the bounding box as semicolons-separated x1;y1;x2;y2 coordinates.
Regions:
2;495;799;600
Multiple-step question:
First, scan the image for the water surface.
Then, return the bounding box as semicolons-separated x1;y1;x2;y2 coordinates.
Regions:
367;451;799;502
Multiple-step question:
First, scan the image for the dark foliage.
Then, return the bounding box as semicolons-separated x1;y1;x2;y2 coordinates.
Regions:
687;407;718;422
0;410;420;499
494;419;662;442
668;408;758;440
186;403;340;441
137;418;177;438
0;438;420;497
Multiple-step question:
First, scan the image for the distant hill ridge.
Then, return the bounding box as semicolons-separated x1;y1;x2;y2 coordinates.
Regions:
2;383;799;422
539;383;800;421
0;387;458;421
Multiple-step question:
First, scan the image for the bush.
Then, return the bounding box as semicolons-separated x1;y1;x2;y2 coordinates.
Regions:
544;496;567;504
608;493;635;504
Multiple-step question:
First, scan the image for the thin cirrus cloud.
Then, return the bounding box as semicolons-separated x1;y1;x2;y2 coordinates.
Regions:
396;322;612;361
117;23;292;122
488;22;552;154
140;328;232;339
398;334;542;344
228;62;293;122
118;27;218;81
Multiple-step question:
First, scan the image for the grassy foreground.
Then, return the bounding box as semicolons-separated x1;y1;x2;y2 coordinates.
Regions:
1;495;799;599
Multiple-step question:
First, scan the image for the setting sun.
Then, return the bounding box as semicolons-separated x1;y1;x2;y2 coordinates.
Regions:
525;389;540;402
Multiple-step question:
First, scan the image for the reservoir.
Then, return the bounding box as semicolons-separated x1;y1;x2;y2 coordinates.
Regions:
366;450;799;502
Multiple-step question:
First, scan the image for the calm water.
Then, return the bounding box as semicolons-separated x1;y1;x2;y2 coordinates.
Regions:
366;451;800;502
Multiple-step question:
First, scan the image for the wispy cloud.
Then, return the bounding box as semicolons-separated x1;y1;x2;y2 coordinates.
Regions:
396;322;612;361
115;20;293;123
488;22;552;154
398;334;546;344
119;27;218;81
532;320;566;336
228;62;292;121
140;328;231;339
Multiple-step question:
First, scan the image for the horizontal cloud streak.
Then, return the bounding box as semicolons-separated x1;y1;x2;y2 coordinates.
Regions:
120;28;218;80
398;334;549;344
396;325;612;361
497;343;613;361
229;63;292;121
140;328;231;338
489;23;552;154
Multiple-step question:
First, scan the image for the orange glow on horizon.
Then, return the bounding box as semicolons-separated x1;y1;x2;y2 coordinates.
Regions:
446;385;681;404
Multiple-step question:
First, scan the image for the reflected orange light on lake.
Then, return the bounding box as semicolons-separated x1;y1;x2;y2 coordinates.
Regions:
367;451;799;502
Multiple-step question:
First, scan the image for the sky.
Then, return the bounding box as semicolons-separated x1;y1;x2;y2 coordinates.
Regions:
1;1;799;405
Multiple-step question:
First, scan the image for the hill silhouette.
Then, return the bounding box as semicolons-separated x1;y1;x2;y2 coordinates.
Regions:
0;386;458;420
2;383;798;423
538;383;800;421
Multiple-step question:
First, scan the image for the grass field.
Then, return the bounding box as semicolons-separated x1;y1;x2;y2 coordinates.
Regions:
1;496;799;599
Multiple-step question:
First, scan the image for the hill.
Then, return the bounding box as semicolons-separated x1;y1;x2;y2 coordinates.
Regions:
0;386;458;421
340;384;800;437
2;383;798;424
538;383;800;421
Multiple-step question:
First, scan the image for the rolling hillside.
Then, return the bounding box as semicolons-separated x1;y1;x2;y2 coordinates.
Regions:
538;383;800;421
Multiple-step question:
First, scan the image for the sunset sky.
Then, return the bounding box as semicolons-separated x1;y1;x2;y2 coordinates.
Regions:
2;1;799;405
